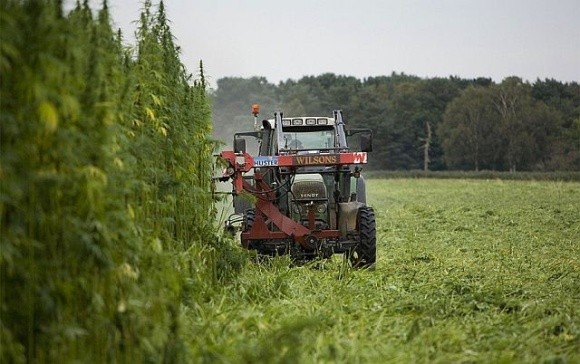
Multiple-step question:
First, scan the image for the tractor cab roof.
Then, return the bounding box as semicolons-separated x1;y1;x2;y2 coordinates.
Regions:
263;117;336;130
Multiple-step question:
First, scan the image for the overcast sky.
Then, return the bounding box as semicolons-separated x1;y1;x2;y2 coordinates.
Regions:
104;0;579;89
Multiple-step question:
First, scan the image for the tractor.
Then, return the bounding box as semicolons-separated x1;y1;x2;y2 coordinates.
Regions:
217;105;376;268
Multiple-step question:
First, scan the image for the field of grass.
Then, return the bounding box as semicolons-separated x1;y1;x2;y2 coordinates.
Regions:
194;179;579;363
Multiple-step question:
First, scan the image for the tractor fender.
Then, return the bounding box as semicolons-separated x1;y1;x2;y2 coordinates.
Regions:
349;175;367;204
338;201;365;237
356;175;367;204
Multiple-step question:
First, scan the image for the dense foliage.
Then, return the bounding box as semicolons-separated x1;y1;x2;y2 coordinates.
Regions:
211;75;579;171
0;1;238;362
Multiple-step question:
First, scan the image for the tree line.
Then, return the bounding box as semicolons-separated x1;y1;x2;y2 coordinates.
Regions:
1;1;238;362
211;74;579;171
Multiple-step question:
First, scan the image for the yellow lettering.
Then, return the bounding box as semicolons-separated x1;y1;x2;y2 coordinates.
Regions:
294;155;338;165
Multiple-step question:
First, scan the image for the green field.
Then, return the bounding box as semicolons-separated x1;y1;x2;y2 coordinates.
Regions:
196;179;579;363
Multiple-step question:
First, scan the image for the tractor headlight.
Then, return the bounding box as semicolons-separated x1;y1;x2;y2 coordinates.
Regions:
293;204;302;214
316;203;327;213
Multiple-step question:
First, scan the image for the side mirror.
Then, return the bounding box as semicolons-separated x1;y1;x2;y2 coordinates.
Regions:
233;137;246;154
360;133;372;153
346;128;373;152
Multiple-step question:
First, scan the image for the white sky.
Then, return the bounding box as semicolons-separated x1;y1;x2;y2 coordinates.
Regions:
103;0;579;89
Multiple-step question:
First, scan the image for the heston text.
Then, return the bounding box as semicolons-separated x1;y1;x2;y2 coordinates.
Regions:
254;156;279;166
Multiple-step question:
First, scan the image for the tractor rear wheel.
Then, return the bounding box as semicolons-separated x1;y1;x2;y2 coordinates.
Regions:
350;206;376;268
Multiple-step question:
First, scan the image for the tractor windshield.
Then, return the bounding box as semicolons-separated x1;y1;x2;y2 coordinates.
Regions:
282;126;335;151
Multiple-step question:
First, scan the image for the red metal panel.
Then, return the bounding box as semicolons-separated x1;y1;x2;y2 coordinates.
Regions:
219;151;367;171
256;199;310;238
339;152;368;164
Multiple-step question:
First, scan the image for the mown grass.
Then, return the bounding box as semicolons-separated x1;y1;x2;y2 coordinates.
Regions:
365;170;580;181
194;179;579;363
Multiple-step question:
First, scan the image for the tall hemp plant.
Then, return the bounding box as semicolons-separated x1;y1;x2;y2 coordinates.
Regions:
1;1;228;362
0;1;136;361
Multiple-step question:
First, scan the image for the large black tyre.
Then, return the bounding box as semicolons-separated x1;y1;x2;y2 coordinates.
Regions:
242;209;273;256
242;208;256;249
350;206;376;268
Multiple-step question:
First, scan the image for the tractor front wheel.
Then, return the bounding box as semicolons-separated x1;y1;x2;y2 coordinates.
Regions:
242;208;256;250
350;206;376;268
242;209;272;256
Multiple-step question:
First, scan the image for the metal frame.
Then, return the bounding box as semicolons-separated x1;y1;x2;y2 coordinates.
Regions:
219;150;368;249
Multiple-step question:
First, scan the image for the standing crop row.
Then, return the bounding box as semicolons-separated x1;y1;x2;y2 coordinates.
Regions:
0;1;224;362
